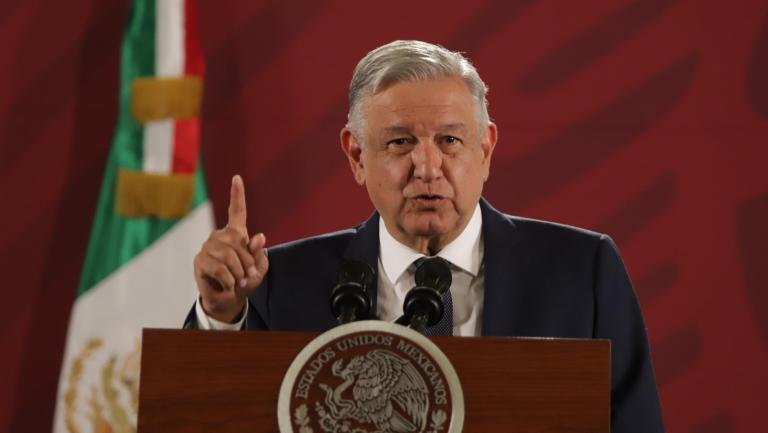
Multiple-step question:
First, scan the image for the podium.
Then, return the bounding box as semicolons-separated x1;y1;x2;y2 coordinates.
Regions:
137;328;610;432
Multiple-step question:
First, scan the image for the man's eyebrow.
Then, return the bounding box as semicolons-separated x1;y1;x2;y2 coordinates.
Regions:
382;126;412;134
382;123;467;134
440;123;467;132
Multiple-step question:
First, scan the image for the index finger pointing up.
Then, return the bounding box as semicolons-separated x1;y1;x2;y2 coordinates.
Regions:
228;175;248;235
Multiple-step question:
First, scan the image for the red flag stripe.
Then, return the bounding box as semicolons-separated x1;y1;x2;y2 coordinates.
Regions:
172;0;203;174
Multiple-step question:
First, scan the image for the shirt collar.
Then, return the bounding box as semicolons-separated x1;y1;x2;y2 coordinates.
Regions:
379;203;483;283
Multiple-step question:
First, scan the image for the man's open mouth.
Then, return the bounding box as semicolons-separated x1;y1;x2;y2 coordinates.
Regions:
411;195;446;207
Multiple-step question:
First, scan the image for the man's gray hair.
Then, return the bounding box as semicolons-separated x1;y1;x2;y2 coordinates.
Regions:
346;40;490;134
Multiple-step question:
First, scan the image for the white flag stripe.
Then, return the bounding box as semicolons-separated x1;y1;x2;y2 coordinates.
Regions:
143;0;185;173
52;202;214;433
142;119;175;173
155;0;185;78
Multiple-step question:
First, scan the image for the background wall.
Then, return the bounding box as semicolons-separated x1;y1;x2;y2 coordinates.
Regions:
2;0;767;432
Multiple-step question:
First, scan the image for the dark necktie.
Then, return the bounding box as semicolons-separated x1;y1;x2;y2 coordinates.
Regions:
413;257;454;336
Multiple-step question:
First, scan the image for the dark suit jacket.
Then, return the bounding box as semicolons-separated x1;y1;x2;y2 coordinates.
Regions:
186;198;664;432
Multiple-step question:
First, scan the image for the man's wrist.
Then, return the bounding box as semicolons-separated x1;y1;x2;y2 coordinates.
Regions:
200;297;247;324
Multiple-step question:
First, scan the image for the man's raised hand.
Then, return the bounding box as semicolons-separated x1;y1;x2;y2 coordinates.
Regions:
193;175;269;323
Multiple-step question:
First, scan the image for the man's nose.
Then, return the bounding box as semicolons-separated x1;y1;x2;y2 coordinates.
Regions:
412;140;443;181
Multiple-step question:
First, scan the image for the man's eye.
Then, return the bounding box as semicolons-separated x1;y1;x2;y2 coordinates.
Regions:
442;136;462;144
388;138;409;146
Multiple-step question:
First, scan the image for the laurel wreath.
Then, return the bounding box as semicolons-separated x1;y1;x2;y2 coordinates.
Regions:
101;355;133;433
64;338;101;433
63;338;140;433
427;409;448;433
293;404;314;433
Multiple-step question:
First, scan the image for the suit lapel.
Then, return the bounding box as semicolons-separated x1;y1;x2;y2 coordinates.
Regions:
479;198;522;336
343;212;381;318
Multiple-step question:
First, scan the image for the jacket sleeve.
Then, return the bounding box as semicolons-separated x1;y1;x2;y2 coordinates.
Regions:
181;298;268;330
593;235;665;433
182;302;199;329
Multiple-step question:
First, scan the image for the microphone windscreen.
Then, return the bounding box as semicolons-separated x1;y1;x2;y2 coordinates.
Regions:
337;260;376;287
414;257;452;294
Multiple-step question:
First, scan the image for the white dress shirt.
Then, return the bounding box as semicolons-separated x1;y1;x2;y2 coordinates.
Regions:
376;204;484;336
195;204;485;336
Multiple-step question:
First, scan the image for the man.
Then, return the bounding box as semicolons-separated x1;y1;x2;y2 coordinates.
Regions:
187;40;664;431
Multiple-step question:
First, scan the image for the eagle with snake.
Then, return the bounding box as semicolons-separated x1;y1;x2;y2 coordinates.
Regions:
318;349;430;433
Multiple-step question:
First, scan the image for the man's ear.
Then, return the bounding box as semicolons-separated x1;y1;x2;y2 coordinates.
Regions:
480;122;498;182
340;128;366;185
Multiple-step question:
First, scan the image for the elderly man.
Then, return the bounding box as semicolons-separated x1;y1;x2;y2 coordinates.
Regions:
187;40;664;432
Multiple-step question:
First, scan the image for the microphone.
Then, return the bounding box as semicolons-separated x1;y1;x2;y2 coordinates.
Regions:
330;260;375;325
402;257;452;333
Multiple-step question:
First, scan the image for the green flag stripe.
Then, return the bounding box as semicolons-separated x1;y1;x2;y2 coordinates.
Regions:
77;0;208;296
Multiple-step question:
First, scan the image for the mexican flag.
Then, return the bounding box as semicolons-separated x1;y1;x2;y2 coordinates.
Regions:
53;1;213;432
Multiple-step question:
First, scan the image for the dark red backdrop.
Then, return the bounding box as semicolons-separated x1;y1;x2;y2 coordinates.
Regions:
2;1;767;432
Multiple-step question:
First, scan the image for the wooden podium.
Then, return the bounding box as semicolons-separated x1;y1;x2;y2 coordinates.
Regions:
137;328;610;432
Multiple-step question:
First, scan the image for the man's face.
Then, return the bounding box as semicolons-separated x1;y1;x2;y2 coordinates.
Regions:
341;76;497;253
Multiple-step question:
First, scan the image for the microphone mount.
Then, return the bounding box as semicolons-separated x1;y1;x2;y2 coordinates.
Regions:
330;260;375;325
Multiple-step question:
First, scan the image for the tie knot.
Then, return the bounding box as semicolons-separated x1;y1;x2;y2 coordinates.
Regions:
413;256;453;269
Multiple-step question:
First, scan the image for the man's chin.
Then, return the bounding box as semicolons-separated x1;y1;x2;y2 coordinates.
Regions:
400;215;454;238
